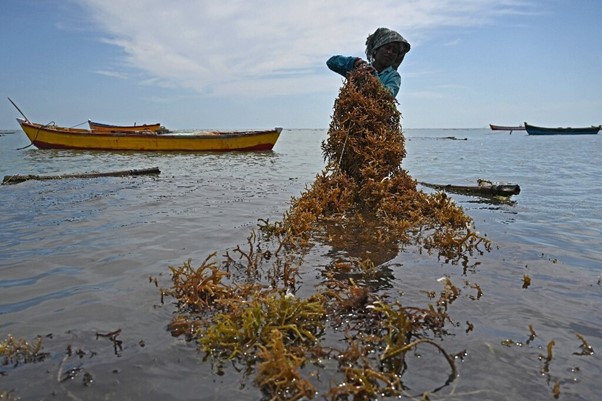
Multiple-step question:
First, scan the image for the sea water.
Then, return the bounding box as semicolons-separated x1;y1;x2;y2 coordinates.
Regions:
1;128;600;400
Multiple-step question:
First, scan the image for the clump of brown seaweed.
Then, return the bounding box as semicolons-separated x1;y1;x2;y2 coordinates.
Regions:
0;334;48;366
161;69;492;399
274;68;489;261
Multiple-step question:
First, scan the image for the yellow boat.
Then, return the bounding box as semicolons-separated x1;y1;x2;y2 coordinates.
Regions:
17;119;282;152
88;120;162;133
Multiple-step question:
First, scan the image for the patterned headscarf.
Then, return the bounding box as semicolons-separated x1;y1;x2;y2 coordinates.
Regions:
365;27;410;69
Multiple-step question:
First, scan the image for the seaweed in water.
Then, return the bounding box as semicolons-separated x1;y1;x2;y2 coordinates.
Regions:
0;334;48;367
278;68;490;261
162;69;492;399
255;329;316;401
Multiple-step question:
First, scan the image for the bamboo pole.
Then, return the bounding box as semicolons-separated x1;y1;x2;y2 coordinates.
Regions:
2;167;161;185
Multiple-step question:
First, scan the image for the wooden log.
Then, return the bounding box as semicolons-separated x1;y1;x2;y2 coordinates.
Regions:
2;167;161;185
419;179;520;197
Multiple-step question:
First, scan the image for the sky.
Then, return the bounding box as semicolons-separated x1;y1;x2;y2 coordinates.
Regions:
1;0;601;130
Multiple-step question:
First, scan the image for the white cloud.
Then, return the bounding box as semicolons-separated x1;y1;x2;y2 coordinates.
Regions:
92;69;129;79
75;0;536;97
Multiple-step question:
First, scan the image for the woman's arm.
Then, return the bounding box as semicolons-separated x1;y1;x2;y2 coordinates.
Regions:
326;55;360;77
327;55;399;96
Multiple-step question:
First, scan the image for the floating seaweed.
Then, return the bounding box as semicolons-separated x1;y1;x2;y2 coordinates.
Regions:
95;329;123;356
0;334;48;367
540;339;556;375
255;329;316;401
200;291;326;360
522;274;532;289
527;324;537;345
574;333;594;356
161;68;495;399
0;390;19;401
552;381;561;399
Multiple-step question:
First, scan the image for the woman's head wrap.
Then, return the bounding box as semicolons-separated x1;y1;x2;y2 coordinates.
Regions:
365;27;410;69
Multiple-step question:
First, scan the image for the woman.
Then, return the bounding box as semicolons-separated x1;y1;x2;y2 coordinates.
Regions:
327;27;410;97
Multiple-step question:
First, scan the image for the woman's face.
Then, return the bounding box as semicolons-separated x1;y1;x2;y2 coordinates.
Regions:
373;42;401;71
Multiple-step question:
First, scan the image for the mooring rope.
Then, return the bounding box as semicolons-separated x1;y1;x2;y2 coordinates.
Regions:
16;121;56;150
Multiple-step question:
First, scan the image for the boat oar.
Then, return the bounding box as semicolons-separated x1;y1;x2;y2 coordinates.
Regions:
7;97;29;122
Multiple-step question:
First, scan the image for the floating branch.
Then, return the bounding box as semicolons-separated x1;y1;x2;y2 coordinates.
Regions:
419;179;521;197
2;166;160;185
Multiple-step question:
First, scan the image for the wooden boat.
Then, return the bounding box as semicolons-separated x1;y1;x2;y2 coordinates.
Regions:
17;119;282;151
88;120;162;133
489;124;525;131
524;122;600;136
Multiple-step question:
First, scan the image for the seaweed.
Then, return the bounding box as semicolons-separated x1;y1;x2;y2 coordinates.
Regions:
160;69;495;399
522;274;532;289
0;390;19;401
0;334;48;367
200;291;326;360
574;333;594;356
263;69;490;262
540;339;556;375
95;329;123;356
255;330;316;401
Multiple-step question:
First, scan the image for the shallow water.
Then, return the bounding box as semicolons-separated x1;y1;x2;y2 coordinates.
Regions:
1;128;601;400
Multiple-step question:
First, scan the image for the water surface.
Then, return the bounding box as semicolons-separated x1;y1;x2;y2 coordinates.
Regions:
1;128;600;400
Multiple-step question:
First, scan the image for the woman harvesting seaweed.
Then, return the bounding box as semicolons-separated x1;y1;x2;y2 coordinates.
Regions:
327;27;410;97
162;52;489;400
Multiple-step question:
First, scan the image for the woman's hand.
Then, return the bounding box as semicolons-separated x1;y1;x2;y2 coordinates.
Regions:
354;58;376;73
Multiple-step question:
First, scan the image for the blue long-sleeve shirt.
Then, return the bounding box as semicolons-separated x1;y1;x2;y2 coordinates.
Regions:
326;55;401;97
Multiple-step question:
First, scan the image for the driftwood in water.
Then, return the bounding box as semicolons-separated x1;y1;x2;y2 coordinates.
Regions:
419;179;520;197
2;167;161;185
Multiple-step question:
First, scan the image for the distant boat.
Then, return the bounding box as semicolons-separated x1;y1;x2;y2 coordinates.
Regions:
88;120;162;133
17;118;282;152
489;124;525;131
524;122;600;136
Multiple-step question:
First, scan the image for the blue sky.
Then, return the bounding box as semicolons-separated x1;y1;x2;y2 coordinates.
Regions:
1;0;601;129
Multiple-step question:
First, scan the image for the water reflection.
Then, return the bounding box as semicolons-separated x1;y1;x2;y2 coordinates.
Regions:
17;146;279;177
311;220;401;291
465;197;518;207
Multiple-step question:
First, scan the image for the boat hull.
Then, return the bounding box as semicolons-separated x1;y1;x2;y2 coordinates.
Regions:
18;119;282;151
489;124;525;131
88;120;162;133
524;122;600;136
